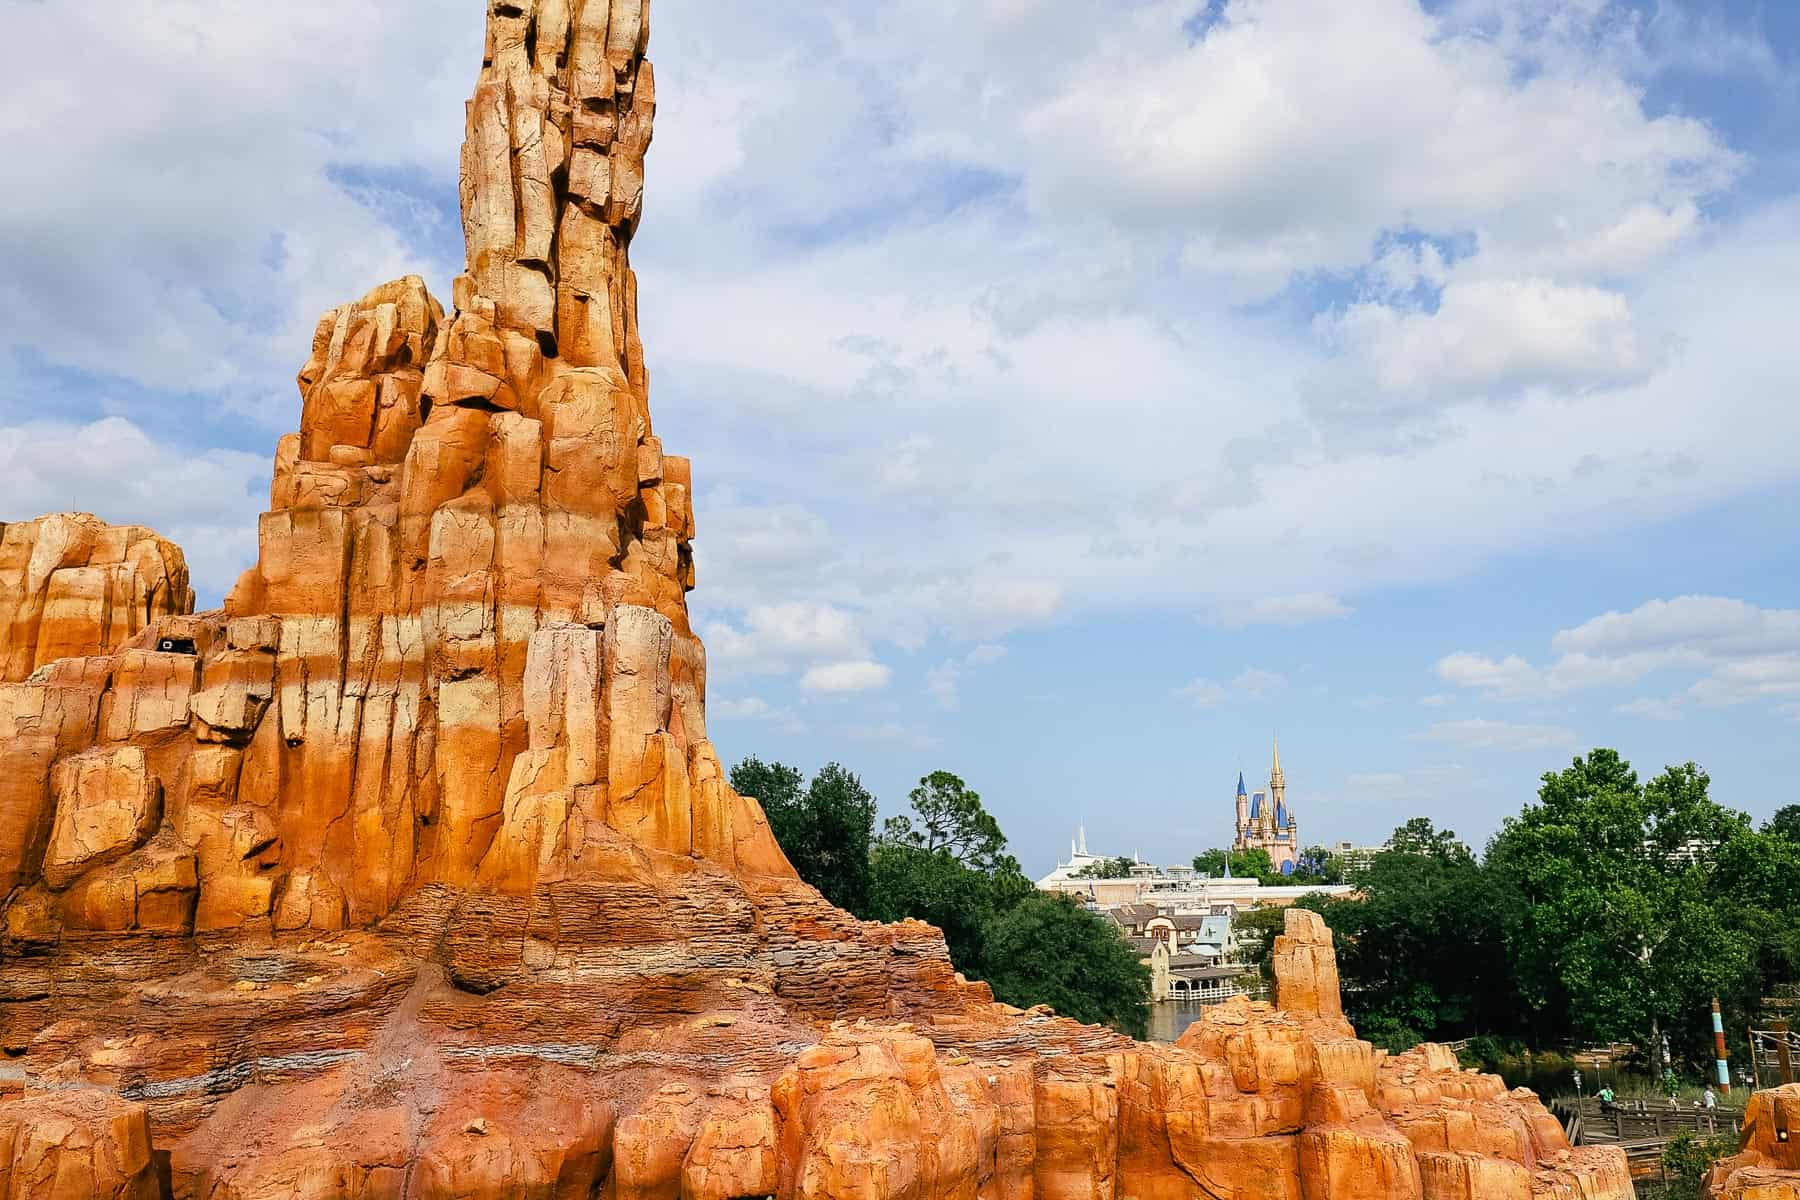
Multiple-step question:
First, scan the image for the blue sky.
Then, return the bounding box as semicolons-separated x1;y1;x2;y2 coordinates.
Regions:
3;0;1797;876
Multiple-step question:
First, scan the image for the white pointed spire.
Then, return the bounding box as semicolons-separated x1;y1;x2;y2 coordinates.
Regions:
1078;825;1089;856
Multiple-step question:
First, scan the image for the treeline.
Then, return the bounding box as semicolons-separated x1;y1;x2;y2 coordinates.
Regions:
730;759;1151;1038
1191;845;1349;886
1285;750;1800;1067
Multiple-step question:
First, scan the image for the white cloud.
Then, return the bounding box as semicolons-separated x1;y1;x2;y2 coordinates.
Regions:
633;0;1796;663
0;2;473;406
1177;680;1229;709
0;418;267;606
1177;667;1285;707
800;660;893;695
925;642;1009;710
1420;693;1456;708
702;602;870;677
844;721;939;750
1442;596;1800;718
1436;652;1546;700
7;0;1799;672
1221;593;1353;628
1325;278;1649;406
711;696;808;734
927;661;963;711
1233;668;1287;698
1553;596;1800;658
1343;763;1470;802
1416;719;1579;752
713;697;771;721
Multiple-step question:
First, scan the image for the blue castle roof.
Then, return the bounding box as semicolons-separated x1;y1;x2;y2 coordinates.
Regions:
1236;772;1247;798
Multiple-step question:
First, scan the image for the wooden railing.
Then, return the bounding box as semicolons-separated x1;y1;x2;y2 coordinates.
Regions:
1551;1096;1740;1147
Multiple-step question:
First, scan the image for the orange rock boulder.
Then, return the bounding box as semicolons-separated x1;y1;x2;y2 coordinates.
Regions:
1704;1084;1800;1199
0;513;192;685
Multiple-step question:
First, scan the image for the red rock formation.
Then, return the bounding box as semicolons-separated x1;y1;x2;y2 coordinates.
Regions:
0;513;191;684
0;3;1636;1198
1704;1084;1800;1199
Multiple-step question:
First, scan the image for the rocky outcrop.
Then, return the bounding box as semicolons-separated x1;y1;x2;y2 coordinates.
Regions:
1704;1084;1800;1199
0;513;191;684
0;2;1636;1198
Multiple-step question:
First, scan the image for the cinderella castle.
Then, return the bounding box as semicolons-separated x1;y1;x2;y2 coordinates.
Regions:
1234;740;1301;874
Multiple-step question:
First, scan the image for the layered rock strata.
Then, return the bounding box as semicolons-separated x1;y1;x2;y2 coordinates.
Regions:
0;3;1636;1198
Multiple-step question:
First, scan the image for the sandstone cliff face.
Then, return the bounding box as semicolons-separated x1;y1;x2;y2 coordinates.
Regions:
0;3;1636;1199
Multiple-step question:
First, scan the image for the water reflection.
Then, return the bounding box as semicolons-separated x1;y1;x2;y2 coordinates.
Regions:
1147;1000;1211;1044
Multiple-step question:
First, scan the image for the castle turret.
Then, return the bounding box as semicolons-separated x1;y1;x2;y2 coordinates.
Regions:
1269;738;1286;813
1235;771;1249;835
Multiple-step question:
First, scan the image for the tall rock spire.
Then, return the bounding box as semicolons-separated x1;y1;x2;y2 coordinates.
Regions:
461;0;654;398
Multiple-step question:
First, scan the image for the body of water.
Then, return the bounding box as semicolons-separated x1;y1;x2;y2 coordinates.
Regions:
1147;1000;1211;1044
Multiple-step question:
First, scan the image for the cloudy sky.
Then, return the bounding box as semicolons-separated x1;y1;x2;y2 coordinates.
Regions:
5;0;1798;874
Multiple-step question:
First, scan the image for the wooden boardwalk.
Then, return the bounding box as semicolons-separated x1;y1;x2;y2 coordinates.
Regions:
1551;1097;1743;1187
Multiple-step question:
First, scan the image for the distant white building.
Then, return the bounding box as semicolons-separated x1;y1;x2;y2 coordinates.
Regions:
1038;832;1356;911
1035;826;1143;890
1330;840;1389;879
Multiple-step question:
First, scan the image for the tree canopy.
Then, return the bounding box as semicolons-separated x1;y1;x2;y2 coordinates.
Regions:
1765;804;1800;844
732;761;1148;1039
1298;750;1800;1071
980;893;1150;1038
1485;752;1761;1057
728;757;877;913
1072;856;1139;879
881;771;1012;874
730;744;1800;1070
1301;819;1513;1051
1192;847;1278;882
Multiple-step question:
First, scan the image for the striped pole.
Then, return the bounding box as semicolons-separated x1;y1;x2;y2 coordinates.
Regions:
1712;997;1732;1094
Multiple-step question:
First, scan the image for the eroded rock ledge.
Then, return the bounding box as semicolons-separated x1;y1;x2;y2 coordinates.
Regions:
0;2;1635;1198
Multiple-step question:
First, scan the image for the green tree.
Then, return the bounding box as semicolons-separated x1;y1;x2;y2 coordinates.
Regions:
1714;818;1800;1031
882;771;1011;873
1486;751;1760;1058
980;893;1151;1038
1287;846;1348;885
729;758;876;914
1309;820;1516;1052
1765;804;1800;844
730;755;805;845
1388;817;1474;862
1073;856;1138;879
799;764;878;913
1230;905;1290;985
868;771;1031;973
1659;1131;1740;1200
1192;847;1278;882
867;841;1003;971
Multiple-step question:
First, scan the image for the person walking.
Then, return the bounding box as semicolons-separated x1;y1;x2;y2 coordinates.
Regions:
1703;1087;1718;1111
